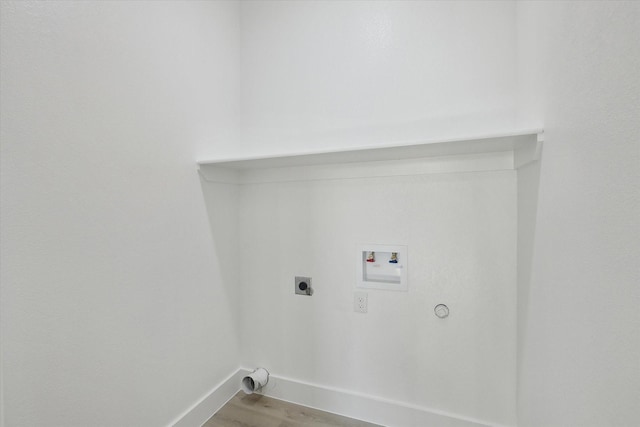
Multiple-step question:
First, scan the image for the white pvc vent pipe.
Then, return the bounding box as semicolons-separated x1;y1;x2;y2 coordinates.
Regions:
241;368;269;394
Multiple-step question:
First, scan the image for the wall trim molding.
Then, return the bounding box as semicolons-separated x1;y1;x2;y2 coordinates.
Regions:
239;368;495;427
169;368;241;427
197;130;543;185
169;367;508;427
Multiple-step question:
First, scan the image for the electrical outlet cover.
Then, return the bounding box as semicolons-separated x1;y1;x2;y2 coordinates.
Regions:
354;292;368;313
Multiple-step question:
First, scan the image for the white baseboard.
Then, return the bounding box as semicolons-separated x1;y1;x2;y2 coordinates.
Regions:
170;369;241;427
171;368;501;427
239;368;492;427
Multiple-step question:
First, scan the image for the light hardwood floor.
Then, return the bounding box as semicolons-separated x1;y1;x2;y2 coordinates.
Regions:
203;392;382;427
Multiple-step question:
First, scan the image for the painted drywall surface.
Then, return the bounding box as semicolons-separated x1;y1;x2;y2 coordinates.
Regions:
516;2;640;426
0;1;241;426
238;0;518;156
515;158;540;426
237;170;517;426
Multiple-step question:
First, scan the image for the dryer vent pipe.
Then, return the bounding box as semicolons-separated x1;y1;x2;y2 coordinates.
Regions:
241;368;269;394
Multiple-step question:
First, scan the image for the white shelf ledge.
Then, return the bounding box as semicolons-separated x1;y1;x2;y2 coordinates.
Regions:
198;129;543;184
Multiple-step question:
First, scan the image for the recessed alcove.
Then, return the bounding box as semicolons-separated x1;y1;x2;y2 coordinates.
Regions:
197;129;543;427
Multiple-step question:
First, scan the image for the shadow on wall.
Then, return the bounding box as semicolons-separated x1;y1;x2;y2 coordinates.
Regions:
197;174;242;333
516;147;543;412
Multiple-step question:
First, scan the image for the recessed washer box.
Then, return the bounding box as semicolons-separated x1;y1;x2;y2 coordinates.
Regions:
357;244;408;291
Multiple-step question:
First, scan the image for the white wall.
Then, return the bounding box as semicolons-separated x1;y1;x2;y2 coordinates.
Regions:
516;2;640;426
4;1;638;426
233;3;524;424
0;1;241;426
234;166;518;426
239;0;519;155
236;2;640;426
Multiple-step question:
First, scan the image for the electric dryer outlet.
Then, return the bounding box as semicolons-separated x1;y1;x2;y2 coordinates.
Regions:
295;276;312;296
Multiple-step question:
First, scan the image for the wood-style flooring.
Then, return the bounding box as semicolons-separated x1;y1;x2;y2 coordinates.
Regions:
203;392;382;427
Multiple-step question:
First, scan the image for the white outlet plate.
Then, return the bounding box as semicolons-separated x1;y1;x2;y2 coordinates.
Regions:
354;292;368;313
